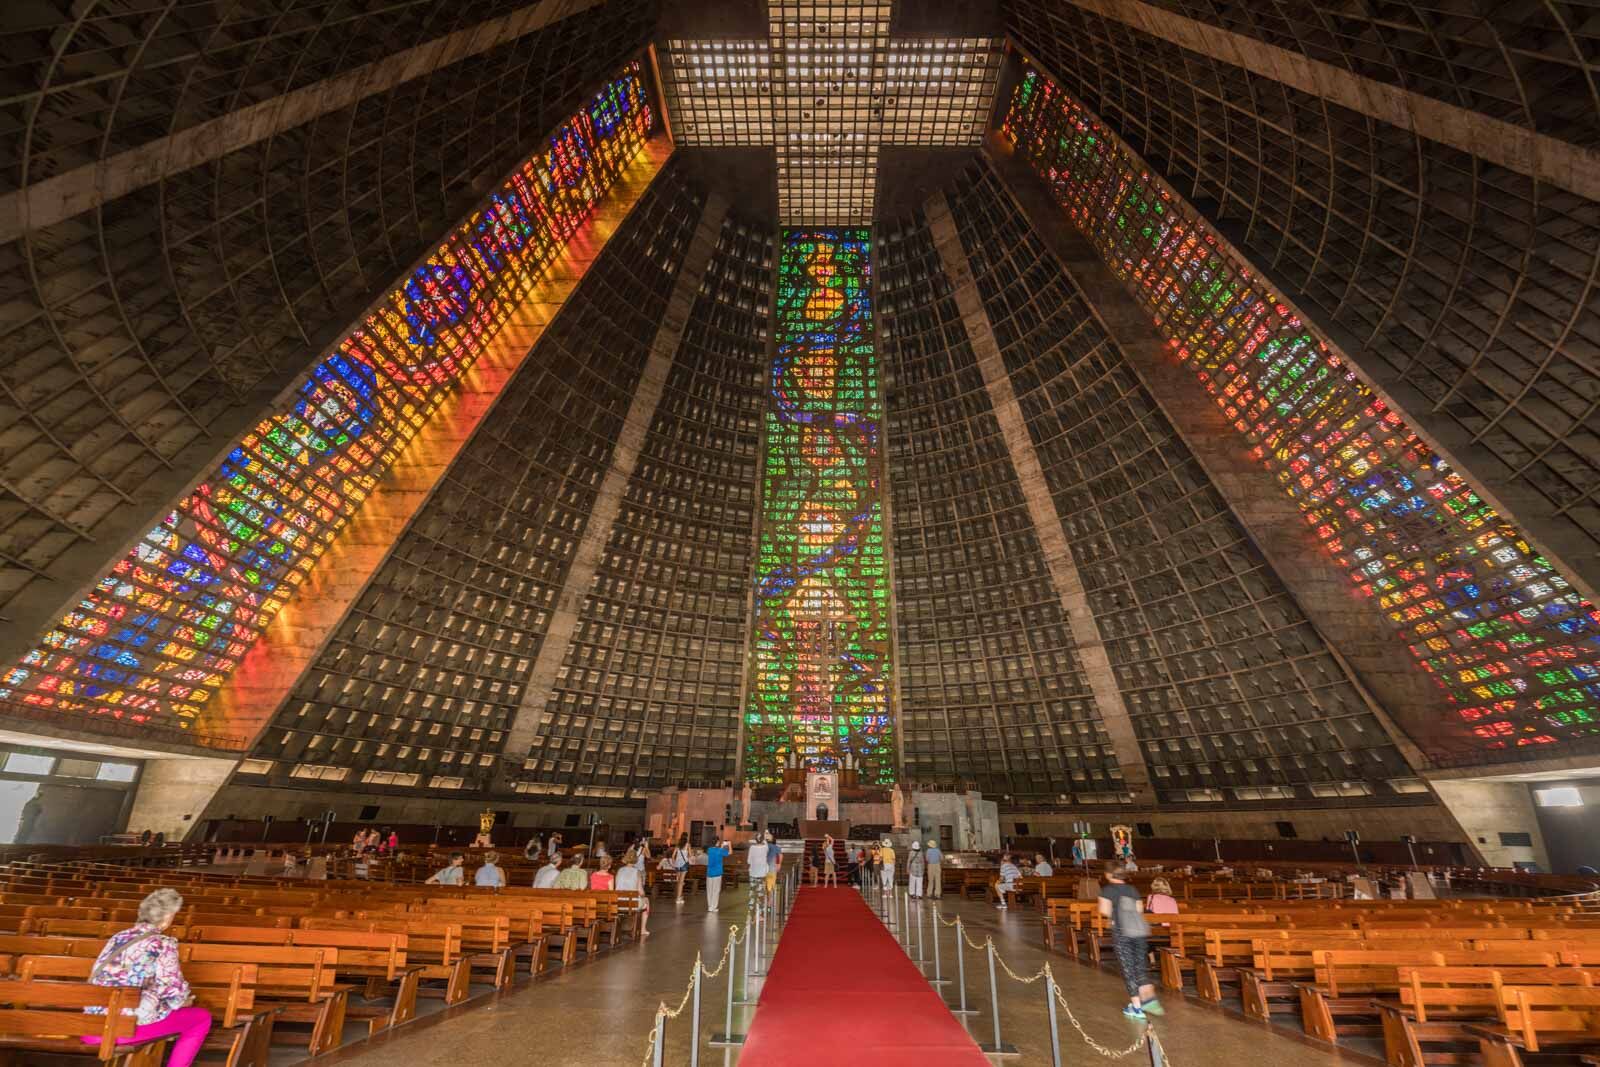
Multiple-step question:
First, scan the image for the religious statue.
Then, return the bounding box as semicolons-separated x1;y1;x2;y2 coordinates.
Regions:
1110;824;1135;861
890;784;906;829
471;809;495;848
739;782;752;827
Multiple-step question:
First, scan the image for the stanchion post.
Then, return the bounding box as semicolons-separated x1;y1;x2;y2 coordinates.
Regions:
929;904;950;987
652;1011;666;1067
915;898;927;965
977;940;1019;1055
752;893;767;978
1045;969;1063;1067
1148;1027;1166;1067
951;917;975;1016
690;962;702;1067
711;925;745;1045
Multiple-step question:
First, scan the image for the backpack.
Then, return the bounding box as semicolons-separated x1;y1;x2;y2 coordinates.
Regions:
1115;893;1150;938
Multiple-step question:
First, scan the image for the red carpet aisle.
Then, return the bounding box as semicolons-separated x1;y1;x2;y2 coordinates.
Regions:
738;888;990;1066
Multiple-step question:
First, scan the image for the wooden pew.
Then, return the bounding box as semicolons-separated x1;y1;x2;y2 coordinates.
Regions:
1238;935;1447;1021
1377;966;1594;1067
185;944;346;1055
18;956;273;1067
1471;984;1600;1066
0;981;161;1065
1297;947;1566;1043
300;918;470;1006
188;925;420;1040
407;900;552;976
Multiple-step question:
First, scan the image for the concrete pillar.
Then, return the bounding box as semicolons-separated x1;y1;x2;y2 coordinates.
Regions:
924;190;1155;804
499;194;733;772
126;757;240;843
1429;778;1550;870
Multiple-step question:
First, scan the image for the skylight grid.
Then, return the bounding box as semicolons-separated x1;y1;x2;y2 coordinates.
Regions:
658;3;1001;224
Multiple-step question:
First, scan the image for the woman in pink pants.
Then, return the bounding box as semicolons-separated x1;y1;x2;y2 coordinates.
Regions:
83;887;213;1066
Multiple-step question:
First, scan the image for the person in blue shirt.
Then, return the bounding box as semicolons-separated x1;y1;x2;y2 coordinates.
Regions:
925;840;944;898
473;851;505;888
704;836;731;913
764;831;781;896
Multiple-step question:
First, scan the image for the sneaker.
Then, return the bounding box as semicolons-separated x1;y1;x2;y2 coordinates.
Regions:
1122;1004;1146;1021
996;903;1007;910
1141;1000;1164;1016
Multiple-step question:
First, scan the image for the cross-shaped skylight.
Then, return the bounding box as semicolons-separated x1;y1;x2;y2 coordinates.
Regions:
659;0;1002;225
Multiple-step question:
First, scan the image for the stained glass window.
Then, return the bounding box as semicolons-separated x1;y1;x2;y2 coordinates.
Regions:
0;63;655;743
1001;65;1600;757
743;230;896;784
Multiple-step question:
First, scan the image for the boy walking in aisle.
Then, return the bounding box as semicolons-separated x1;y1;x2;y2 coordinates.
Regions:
1098;862;1163;1020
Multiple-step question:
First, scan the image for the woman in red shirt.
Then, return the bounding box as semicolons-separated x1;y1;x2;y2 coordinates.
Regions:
589;857;615;890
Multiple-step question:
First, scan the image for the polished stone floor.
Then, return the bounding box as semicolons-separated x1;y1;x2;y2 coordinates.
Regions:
317;884;1366;1066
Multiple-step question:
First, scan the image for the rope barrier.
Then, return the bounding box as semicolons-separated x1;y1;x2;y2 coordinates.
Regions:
637;921;741;1067
1050;977;1157;1059
915;903;1177;1065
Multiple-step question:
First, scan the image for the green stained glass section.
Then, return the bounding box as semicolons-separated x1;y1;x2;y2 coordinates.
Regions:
743;230;895;785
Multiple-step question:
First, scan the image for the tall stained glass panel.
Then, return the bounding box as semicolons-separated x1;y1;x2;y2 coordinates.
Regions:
1000;65;1600;759
0;63;655;743
743;230;896;784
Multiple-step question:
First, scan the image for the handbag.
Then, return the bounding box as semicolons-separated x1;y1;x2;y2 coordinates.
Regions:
91;931;166;1019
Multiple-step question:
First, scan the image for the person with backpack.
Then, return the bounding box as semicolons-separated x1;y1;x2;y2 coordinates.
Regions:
1098;862;1163;1020
746;831;770;898
671;833;691;905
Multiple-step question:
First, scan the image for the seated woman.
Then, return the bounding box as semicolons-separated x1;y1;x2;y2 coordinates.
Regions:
84;888;213;1067
1145;877;1180;914
555;852;588;889
590;857;614;890
616;847;650;938
475;852;506;888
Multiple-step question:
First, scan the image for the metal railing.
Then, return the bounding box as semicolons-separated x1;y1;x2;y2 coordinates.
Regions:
863;878;1174;1066
637;861;801;1066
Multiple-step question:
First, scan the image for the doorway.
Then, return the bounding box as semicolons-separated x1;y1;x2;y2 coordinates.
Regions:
0;780;41;844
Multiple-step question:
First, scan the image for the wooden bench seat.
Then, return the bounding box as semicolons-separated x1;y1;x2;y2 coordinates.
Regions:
1239;936;1450;1021
188;925;420;1039
18;955;274;1067
1297;948;1568;1044
1469;984;1600;1067
1376;966;1595;1067
0;980;162;1066
300;918;470;1006
185;944;346;1055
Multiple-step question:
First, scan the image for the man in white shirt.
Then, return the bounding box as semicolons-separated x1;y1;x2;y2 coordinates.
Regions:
995;854;1022;910
1034;853;1054;878
425;852;466;885
533;854;563;889
746;834;769;896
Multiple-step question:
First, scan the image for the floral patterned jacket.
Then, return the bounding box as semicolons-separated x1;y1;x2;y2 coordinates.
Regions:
87;923;191;1024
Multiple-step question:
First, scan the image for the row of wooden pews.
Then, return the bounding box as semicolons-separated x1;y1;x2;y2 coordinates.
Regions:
1040;878;1600;1067
0;857;648;1065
